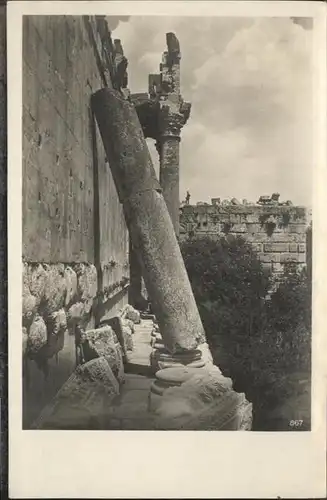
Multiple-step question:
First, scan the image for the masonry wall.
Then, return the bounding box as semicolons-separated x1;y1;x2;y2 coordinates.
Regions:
22;16;129;427
179;204;309;278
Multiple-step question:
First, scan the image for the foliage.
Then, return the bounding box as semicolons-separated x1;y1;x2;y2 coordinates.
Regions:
180;235;312;430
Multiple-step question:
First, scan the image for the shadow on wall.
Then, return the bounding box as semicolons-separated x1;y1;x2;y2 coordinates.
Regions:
23;331;76;428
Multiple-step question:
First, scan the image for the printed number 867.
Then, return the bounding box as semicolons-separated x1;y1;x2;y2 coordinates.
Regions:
289;420;303;427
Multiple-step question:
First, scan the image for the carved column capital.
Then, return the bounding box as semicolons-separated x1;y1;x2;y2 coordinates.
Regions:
158;100;191;139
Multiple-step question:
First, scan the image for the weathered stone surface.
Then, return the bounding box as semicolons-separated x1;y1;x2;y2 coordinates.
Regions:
64;266;78;306
45;308;67;336
92;88;207;354
104;316;128;358
264;242;289;253
77;357;120;393
239;398;253;430
150;347;205;372
33;357;120;429
123;304;141;324
22;283;37;328
42;264;67;315
28;315;47;355
74;263;97;301
123;318;135;333
66;301;85;326
152;366;252;430
122;325;134;351
289;243;298;252
66;300;93;330
179;203;309;281
197;342;214;366
81;325;124;383
28;263;47;304
159;135;180;235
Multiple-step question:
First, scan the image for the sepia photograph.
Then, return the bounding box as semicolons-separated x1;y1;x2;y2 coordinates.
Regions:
21;13;314;432
7;1;327;498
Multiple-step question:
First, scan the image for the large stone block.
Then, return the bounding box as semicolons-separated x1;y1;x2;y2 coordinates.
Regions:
81;325;124;383
74;263;97;302
152;366;252;430
122;304;141;324
123;318;135;333
289;243;298;253
230;223;247;233
264;242;289;253
298;243;306;253
32;357;120;429
23;282;37;328
227;214;240;224
104;316;133;358
246;223;261;233
64;265;78;306
280;253;298;263
28;314;47;355
251;242;262;253
289;224;307;234
42;264;67;315
28;263;47;304
257;253;273;263
122;325;134;351
45;308;67;336
272;262;283;274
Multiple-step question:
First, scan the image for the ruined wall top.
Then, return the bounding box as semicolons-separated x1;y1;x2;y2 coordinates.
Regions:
131;32;191;141
85;15;129;96
180;194;310;224
181;193;310;222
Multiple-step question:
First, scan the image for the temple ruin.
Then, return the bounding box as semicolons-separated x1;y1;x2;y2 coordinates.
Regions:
180;196;311;281
23;15;258;430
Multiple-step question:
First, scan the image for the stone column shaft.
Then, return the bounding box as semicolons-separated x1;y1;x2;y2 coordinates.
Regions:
91;88;206;354
158;136;180;237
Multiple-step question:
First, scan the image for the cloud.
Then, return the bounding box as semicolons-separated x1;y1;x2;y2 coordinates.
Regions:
106;16;130;31
113;16;313;206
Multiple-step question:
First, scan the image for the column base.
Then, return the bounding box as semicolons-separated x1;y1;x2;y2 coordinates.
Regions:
150;347;206;373
148;365;253;430
148;366;205;411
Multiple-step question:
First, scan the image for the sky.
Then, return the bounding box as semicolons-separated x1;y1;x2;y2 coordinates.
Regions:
112;16;313;207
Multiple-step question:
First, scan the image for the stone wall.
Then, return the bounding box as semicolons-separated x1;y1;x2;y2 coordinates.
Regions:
22;16;129;427
179;203;310;278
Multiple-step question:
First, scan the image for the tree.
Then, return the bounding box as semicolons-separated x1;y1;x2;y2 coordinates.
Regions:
181;235;312;430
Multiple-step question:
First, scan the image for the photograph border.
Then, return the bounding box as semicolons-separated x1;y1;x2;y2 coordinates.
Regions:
8;1;327;498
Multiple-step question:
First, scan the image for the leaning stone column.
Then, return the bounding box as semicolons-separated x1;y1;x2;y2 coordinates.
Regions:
92;88;205;354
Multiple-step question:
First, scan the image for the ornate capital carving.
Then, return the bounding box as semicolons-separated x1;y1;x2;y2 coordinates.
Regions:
131;32;191;143
159;109;184;139
159;100;191;138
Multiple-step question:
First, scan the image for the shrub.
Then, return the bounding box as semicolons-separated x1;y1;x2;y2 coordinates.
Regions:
180;235;312;430
180;235;271;384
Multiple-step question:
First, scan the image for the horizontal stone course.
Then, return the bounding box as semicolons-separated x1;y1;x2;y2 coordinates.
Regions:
263;242;289;253
179;203;309;278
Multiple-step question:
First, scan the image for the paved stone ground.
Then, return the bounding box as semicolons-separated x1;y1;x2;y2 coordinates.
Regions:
104;319;156;429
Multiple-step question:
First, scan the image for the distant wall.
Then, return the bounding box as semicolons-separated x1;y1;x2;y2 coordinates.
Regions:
180;203;309;278
22;16;129;427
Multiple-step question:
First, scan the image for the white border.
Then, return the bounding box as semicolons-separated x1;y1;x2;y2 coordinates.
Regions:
8;2;327;498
